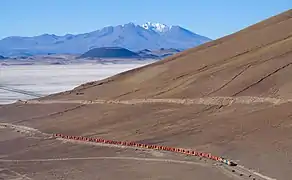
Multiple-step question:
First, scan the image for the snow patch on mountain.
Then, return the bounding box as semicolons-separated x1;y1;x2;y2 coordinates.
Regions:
141;22;170;33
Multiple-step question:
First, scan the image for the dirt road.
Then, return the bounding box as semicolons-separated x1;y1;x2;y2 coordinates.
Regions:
18;96;292;106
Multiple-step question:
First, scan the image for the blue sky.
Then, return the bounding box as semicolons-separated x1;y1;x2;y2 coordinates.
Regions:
1;0;291;39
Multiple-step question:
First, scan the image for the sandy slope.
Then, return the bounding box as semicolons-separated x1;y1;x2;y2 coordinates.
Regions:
1;9;292;180
41;9;292;101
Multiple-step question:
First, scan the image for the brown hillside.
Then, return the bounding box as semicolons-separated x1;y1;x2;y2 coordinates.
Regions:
1;9;292;180
42;9;292;101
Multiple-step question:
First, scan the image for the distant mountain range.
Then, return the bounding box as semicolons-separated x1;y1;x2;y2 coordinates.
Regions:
0;47;181;66
0;22;211;56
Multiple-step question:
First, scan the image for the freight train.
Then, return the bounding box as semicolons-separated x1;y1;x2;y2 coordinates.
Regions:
53;133;237;166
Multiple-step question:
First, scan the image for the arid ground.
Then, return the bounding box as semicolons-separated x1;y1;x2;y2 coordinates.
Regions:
1;9;292;180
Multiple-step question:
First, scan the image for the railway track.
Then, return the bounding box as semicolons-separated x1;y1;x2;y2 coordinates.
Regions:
0;123;277;180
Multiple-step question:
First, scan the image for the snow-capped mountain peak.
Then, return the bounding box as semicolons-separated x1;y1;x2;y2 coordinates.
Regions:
0;22;212;56
142;22;171;33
